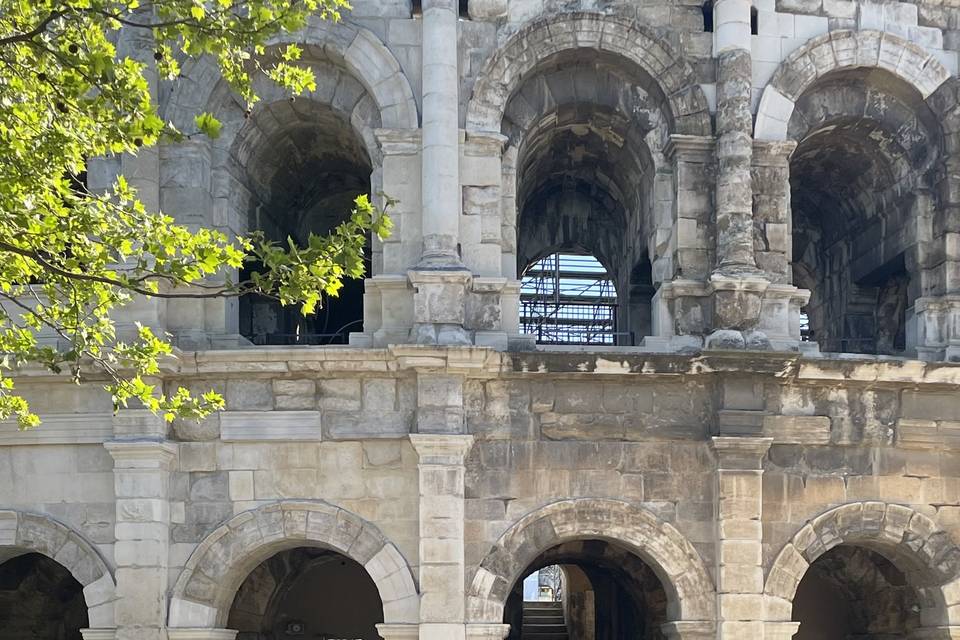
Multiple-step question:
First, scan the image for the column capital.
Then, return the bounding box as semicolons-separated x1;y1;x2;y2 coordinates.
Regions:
464;130;508;155
752;139;798;166
661;620;716;639
376;128;421;156
167;630;239;640
466;623;512;639
410;434;475;464
376;623;420;640
664;134;716;163
765;621;801;640
80;630;117;640
104;439;177;469
711;436;773;470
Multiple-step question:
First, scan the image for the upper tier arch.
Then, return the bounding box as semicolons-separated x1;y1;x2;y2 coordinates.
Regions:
164;17;418;131
755;30;951;141
465;12;712;136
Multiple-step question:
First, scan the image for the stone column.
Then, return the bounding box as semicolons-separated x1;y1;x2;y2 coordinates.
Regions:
711;436;773;640
105;411;177;640
709;0;770;349
419;0;463;267
713;0;755;273
410;434;475;640
410;0;473;344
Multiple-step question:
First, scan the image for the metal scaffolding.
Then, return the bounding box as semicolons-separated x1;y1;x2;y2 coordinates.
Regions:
520;252;618;344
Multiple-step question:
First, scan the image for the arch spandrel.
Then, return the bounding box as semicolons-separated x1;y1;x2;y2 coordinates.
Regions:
465;498;716;625
168;500;419;629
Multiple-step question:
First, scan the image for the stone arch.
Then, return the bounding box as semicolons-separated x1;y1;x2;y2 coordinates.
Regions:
465;498;716;625
168;500;419;629
764;502;960;627
465;12;711;136
0;509;116;628
164;16;418;131
755;30;951;141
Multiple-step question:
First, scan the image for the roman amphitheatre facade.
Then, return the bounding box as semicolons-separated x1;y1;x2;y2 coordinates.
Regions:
4;0;960;638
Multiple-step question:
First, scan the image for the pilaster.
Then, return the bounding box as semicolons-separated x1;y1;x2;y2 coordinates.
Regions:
711;436;773;640
105;411;177;640
410;434;475;640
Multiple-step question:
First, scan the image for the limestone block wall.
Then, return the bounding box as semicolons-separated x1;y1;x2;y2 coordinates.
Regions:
1;348;960;638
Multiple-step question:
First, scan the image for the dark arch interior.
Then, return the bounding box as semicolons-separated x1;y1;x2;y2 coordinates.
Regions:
0;552;88;640
789;68;939;355
792;545;922;639
228;547;384;640
504;540;668;640
237;101;373;345
506;49;667;345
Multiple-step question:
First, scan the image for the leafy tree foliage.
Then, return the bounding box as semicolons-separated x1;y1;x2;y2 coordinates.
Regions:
0;0;392;427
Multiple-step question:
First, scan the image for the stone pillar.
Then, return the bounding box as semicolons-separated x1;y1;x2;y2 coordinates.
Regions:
419;0;462;268
652;136;716;349
751;141;812;352
711;436;773;640
105;411;176;640
410;434;475;640
350;129;421;347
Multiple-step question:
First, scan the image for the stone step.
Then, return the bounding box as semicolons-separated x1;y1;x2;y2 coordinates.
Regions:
521;601;568;640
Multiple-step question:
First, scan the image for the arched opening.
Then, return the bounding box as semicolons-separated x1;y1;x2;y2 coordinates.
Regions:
236;99;374;346
0;552;88;639
227;547;384;640
503;540;668;640
504;49;671;347
788;68;940;355
792;545;922;639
